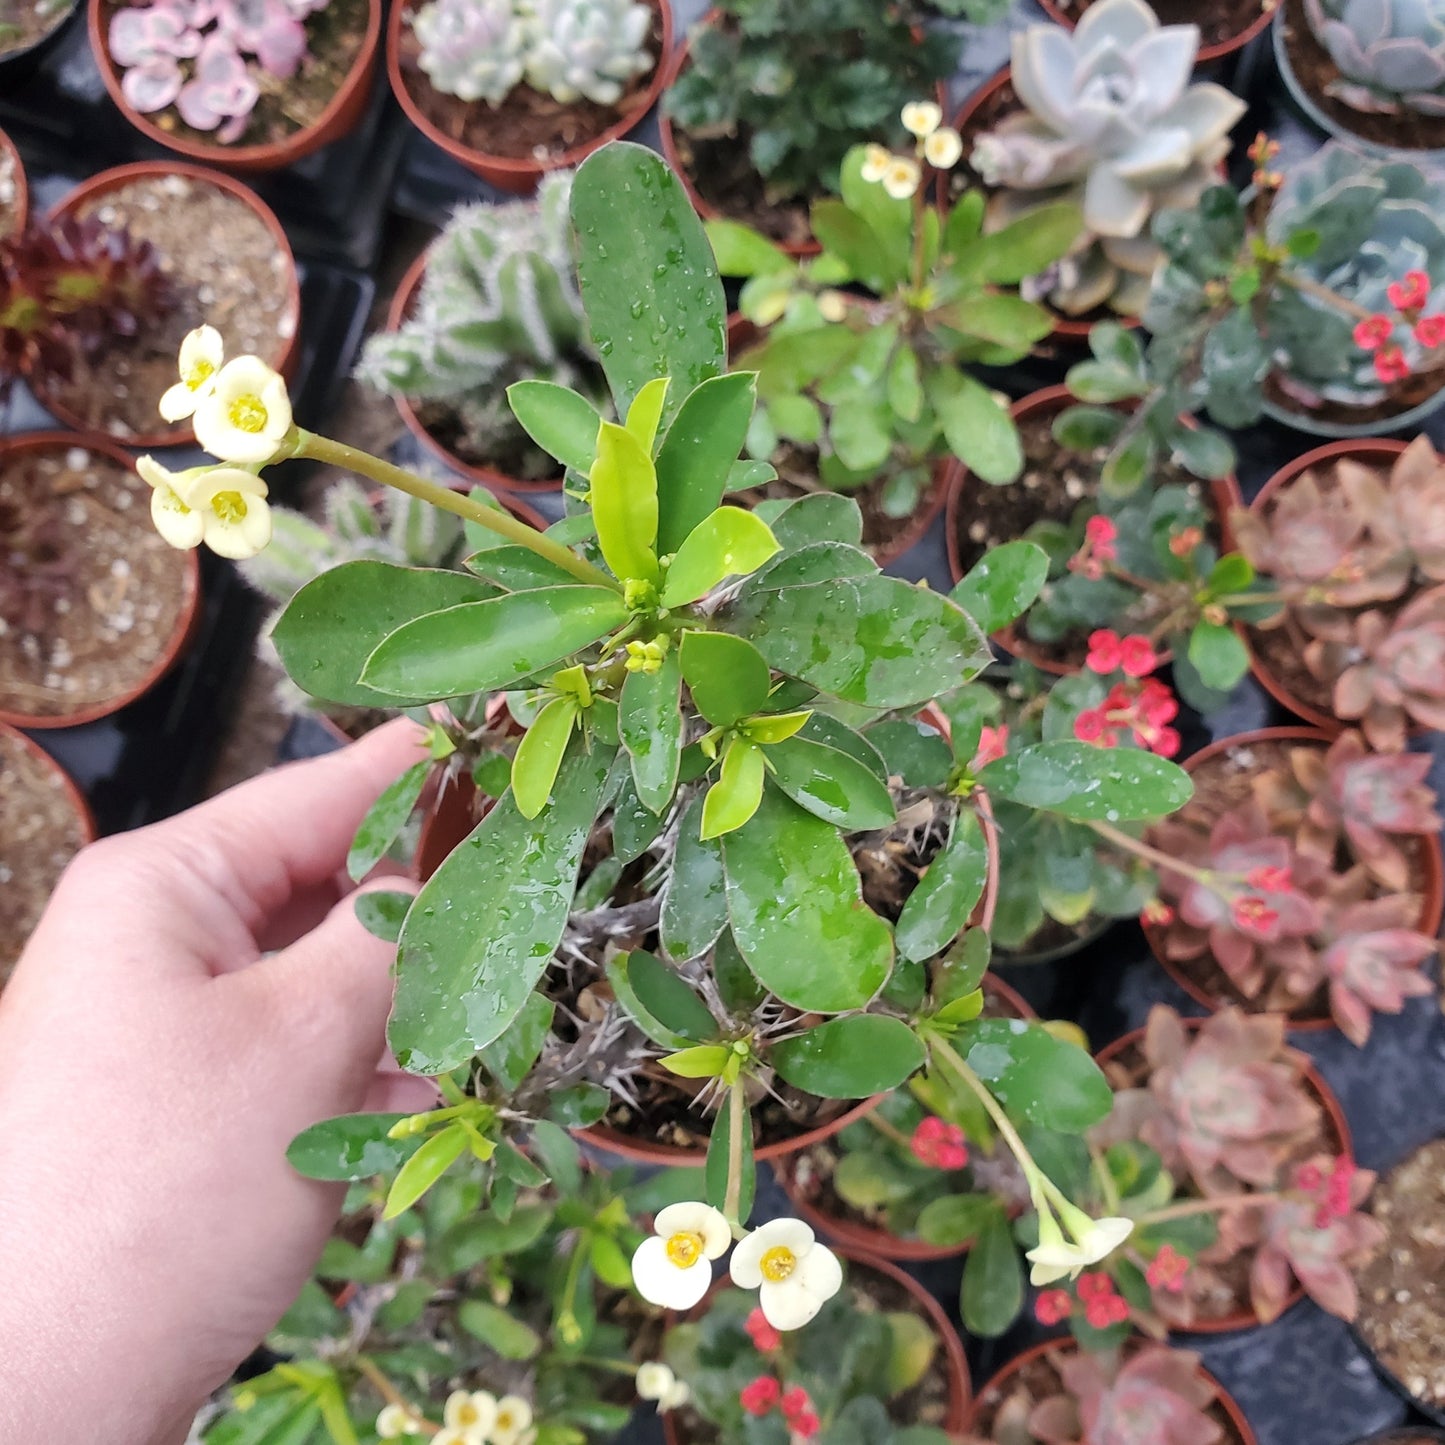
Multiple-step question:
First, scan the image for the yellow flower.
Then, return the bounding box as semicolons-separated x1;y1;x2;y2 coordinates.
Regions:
901;100;942;138
882;158;922;201
923;126;963;170
138;455;272;559
158;325;224;422
193;354;293;465
860;143;892;183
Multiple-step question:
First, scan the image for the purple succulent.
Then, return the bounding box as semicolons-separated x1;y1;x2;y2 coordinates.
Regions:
109;1;204;64
1318;895;1438;1046
176;34;260;140
212;0;307;78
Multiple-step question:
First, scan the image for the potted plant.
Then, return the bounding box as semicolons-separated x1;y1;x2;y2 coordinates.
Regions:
1230;436;1445;747
1143;728;1444;1039
358;178;608;494
90;0;382;170
962;1341;1258;1445
0;723;94;986
711;115;1081;560
950;0;1246;332
0;433;201;729
29;163;299;447
659;0;961;252
1352;1136;1445;1426
0;127;26;240
657;1248;971;1445
1274;0;1445;158
387;0;671;193
1035;0;1276;62
0;0;78;78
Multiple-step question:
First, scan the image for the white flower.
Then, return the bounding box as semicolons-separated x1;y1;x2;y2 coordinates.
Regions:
631;1202;731;1310
817;290;849;323
901;100;942;137
137;454;205;550
193;354;293;465
923;126;963;170
444;1389;497;1440
139;456;273;559
158;325;224;422
376;1403;421;1438
490;1395;534;1445
860;143;892;183
729;1218;842;1331
435;1431;476;1445
882;159;921;201
1026;1212;1134;1287
638;1361;691;1410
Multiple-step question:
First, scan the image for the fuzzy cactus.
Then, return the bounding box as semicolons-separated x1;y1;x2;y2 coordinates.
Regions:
1304;0;1445;116
969;0;1245;317
412;0;529;104
523;0;654;105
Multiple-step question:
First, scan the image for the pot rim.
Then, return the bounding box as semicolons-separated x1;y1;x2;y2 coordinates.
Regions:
0;125;28;239
1036;0;1275;62
0;0;80;68
0;719;98;844
0;431;204;730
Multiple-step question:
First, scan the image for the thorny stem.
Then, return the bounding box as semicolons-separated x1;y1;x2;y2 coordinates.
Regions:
1139;1191;1280;1225
356;1357;436;1435
293;430;617;590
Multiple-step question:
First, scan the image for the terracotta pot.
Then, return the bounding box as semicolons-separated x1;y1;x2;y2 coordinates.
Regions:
0;0;79;82
0;126;28;238
1035;0;1275;62
774;973;1035;1263
387;0;673;194
944;384;1237;674
1094;1015;1353;1333
966;1338;1257;1444
385;247;568;494
1139;726;1445;1028
0;432;203;729
661;1243;972;1445
0;721;98;842
43;162;300;449
1234;439;1410;735
89;0;381;171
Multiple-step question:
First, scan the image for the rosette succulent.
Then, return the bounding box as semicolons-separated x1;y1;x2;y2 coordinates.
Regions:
413;0;529;104
523;0;654;106
1304;0;1445;116
969;0;1245;316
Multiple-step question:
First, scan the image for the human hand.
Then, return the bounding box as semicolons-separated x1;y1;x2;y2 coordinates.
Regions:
0;719;440;1445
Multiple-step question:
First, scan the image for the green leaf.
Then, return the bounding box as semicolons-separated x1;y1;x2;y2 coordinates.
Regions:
766;493;864;550
362;588;627;700
572;142;726;422
619;649;684;814
722;789;893;1013
1169;424;1236;481
512;697;580;819
479;992;554;1092
610;766;663;864
627;377;670;452
885;1312;939;1396
934;928;991;1008
272;562;496;707
953;1018;1113;1132
956;202;1082;285
655;373;758;553
679;630;770;727
701;738;766;839
1053;405;1125;453
705;1088;755;1221
866;719;953;788
438;1204;551;1271
506;380;602;474
589;421;660;584
839;145;911;290
660;507;780;607
949;541;1049;634
458;1298;543;1360
896;809;989;963
1088;321;1145;372
383;1122;469;1218
764;736;897;831
941;293;1055;349
661;795;729;961
704;218;792;276
286;1113;422;1182
466;545;582;592
961;1209;1023;1337
887;345;924;423
354;889;411;943
590;1232;634;1288
811;199;895;292
546;1084;609;1128
1065;361;1146;403
925;365;1022;484
614;950;717;1045
1188;621;1250;690
661;1043;731;1078
1206;553;1254;596
916;1193;1000;1248
1100;428;1154;497
979;741;1192;822
347;761;428;881
529;1118;582;1194
390;744;610;1072
769;1016;924;1098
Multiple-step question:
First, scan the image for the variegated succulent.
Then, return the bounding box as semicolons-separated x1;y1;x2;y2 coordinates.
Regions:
1304;0;1445;117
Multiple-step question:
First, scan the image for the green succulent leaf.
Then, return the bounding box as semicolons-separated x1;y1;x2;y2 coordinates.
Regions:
458;1298;544;1360
346;761;429;881
660;507;781;607
949;540;1049;634
506;380;603;474
620;649;684;814
626;377;671;452
961;1208;1023;1337
655;373;759;553
1188;621;1250;690
952;1017;1112;1133
769;1016;925;1098
354;889;412;943
383;1122;470;1219
896;808;989;963
680;630;771;727
765;492;865;550
286;1113;422;1182
478;992;554;1092
465;545;582;592
925;364;1022;484
701;738;766;839
590;421;660;585
511;696;580;819
764;736;897;831
704;218;793;276
661;795;730;961
954;202;1082;285
979;741;1192;822
916;1193;1000;1248
607;950;715;1050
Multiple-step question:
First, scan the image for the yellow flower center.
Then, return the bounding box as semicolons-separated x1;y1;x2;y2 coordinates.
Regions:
228;393;269;433
497;1410;516;1430
161;488;191;515
184;359;215;390
665;1230;705;1268
760;1245;797;1282
456;1404;480;1426
212;491;250;524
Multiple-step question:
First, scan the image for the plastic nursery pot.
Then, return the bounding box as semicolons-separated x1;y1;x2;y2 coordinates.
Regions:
1035;0;1276;63
1138;726;1445;1026
965;1338;1258;1445
88;0;382;171
385;247;567;494
660;1243;973;1445
1094;1016;1353;1333
1234;439;1407;734
386;0;673;195
944;384;1237;674
0;126;28;239
0;431;203;729
42;162;301;450
773;974;1035;1263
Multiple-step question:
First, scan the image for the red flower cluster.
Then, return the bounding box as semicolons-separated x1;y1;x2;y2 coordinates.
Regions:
742;1378;818;1437
1296;1155;1359;1231
1230;895;1280;936
1085;628;1158;678
1387;270;1430;312
1078;1272;1129;1329
1034;1289;1072;1325
1073;677;1181;758
1142;898;1175;927
1145;1244;1190;1294
972;724;1009;770
1245;864;1292;893
1354;271;1445;385
783;1387;820;1439
745;1307;782;1354
1169;525;1204;559
911;1116;969;1170
1069;515;1118;580
741;1377;781;1416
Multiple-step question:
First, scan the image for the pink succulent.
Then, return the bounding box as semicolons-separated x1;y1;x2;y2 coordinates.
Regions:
1318;896;1437;1046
